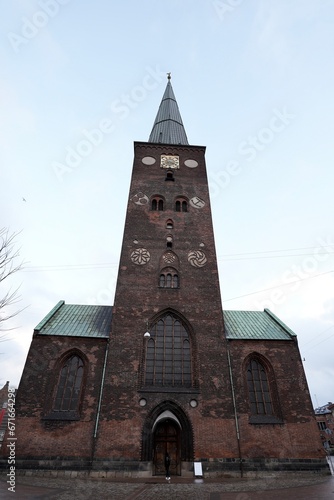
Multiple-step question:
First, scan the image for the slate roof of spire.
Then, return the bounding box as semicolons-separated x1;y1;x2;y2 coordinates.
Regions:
149;78;189;145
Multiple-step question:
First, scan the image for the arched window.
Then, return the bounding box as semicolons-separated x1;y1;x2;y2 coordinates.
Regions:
53;355;84;413
144;314;192;387
247;358;272;416
151;197;164;211
175;198;188;212
158;268;179;289
165;171;174;181
166;219;173;229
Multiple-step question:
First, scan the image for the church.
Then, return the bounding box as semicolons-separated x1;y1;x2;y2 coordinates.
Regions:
6;77;327;477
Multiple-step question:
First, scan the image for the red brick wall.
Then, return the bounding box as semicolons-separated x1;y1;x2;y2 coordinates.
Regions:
13;335;108;460
228;339;324;459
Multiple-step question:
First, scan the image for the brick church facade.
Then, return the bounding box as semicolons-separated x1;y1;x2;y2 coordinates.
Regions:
4;77;327;476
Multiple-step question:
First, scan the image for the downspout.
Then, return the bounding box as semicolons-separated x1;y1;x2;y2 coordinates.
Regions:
91;338;109;466
226;341;243;477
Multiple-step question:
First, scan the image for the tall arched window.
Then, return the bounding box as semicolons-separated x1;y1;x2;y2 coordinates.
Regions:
145;314;192;387
175;198;188;212
247;359;272;416
151;197;164;211
53;355;84;413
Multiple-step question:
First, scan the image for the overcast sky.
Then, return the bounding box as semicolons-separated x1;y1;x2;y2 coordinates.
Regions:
1;0;334;408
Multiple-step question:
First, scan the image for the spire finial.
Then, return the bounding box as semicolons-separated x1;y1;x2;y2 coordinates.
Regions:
167;72;171;80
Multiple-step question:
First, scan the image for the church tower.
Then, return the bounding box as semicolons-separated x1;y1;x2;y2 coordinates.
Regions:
7;76;326;478
96;75;237;475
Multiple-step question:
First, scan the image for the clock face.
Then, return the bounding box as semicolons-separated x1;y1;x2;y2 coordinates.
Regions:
160;155;179;169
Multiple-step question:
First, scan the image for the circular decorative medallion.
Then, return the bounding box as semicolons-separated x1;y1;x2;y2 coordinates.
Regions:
130;248;151;265
190;196;205;209
130;192;149;205
142;156;156;165
139;398;147;407
163;251;176;264
190;399;198;408
184;159;198;168
188;250;207;268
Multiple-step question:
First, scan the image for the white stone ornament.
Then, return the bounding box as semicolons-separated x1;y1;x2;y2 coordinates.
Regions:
160;155;179;169
142;156;156;165
184;159;198;168
131;248;151;265
163;251;176;264
190;196;205;209
131;192;149;205
188;250;207;268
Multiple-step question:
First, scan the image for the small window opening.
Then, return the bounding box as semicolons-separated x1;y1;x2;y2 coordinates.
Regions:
165;171;174;181
166;235;173;249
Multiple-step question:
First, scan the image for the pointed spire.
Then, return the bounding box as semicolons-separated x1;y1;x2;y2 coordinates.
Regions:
149;74;189;145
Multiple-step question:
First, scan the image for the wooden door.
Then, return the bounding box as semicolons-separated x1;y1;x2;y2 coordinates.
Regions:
153;420;181;475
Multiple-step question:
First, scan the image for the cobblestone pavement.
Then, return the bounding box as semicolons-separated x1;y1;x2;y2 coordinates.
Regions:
0;474;333;500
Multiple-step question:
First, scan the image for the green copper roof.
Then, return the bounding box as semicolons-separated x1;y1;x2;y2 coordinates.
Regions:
223;309;297;341
34;301;112;338
149;77;189;145
34;302;296;342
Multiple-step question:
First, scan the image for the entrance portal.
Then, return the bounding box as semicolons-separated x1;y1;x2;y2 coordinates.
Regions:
153;420;181;476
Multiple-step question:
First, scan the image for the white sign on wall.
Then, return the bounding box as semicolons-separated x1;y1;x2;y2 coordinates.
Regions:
194;462;203;477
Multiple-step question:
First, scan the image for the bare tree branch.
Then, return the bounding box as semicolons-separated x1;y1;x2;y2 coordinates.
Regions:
0;228;25;335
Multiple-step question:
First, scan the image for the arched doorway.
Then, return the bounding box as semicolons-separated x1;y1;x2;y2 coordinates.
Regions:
141;401;194;476
153;418;181;476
